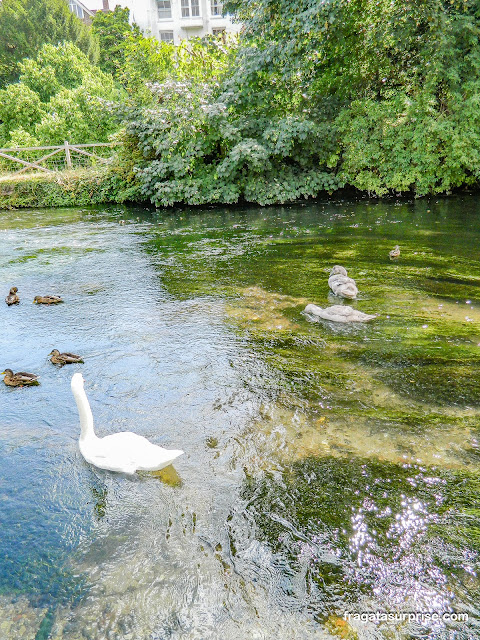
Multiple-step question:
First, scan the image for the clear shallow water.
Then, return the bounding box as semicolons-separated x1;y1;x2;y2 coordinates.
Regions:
0;199;479;639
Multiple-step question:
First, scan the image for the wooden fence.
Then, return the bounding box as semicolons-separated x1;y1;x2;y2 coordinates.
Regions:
0;141;120;177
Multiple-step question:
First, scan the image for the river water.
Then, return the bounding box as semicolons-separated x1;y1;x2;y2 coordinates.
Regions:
0;198;479;639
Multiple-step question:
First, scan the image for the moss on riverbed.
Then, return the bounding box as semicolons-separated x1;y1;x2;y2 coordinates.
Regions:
240;456;480;633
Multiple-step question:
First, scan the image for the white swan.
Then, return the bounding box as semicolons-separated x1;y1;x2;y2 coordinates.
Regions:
328;266;358;299
71;373;184;475
305;303;376;323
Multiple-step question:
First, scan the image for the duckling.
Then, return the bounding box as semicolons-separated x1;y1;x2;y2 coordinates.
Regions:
49;349;84;366
33;295;63;305
328;266;358;299
389;245;400;259
305;304;376;323
5;287;19;305
2;369;39;387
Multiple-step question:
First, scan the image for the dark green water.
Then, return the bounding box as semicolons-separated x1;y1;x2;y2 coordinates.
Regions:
0;198;479;639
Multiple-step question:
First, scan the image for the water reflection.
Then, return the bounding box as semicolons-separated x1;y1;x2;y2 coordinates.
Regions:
0;199;479;639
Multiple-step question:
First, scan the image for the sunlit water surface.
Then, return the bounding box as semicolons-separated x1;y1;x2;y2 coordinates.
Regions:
0;199;479;640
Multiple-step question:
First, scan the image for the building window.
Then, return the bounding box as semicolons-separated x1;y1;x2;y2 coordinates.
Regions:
159;31;174;42
211;0;223;16
69;0;84;18
181;0;200;18
157;0;172;19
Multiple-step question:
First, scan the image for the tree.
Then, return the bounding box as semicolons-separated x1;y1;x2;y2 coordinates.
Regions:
91;6;140;77
19;41;97;102
0;83;44;143
0;42;120;147
0;0;98;88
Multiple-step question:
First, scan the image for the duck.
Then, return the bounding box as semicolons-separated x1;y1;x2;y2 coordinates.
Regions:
5;287;19;305
2;369;39;386
49;349;84;366
33;295;63;304
71;373;184;475
328;266;358;299
305;303;376;323
389;245;400;259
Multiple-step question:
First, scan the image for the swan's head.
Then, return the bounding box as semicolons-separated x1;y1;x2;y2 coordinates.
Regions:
71;372;85;390
49;349;60;356
330;265;348;276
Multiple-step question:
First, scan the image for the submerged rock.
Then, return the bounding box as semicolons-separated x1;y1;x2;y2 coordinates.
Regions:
0;595;48;640
305;303;376;323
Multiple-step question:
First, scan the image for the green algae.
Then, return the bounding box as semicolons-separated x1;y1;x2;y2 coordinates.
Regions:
141;198;480;477
2;199;479;637
239;456;480;632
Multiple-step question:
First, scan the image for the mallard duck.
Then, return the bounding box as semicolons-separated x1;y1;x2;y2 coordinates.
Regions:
389;245;400;259
2;369;39;386
49;349;84;365
33;295;63;305
328;266;358;299
305;303;376;323
5;287;19;305
71;373;184;475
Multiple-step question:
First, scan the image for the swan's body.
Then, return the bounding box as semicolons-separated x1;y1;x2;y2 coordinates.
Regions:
33;295;63;305
6;287;19;305
305;303;376;323
71;373;184;475
328;266;358;299
389;245;400;259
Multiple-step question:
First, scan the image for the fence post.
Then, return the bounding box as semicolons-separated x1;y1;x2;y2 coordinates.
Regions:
64;140;72;168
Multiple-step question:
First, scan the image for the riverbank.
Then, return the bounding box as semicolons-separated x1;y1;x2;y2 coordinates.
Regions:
0;169;121;209
0;167;477;211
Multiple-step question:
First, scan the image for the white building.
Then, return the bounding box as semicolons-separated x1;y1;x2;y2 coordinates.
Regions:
68;0;239;44
117;0;239;44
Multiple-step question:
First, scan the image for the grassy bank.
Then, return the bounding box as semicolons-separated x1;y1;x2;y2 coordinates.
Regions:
0;169;122;209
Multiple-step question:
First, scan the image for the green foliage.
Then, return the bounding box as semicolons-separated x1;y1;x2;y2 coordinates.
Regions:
0;169;122;209
19;41;95;102
34;74;119;144
336;89;480;195
114;0;480;205
115;79;341;206
121;35;176;100
224;0;480;104
119;34;234;102
5;0;480;205
0;83;44;143
0;42;120;148
0;0;98;88
92;7;140;77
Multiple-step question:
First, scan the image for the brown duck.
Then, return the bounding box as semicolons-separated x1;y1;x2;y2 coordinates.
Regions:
49;349;84;366
33;295;63;305
5;287;19;305
2;369;39;387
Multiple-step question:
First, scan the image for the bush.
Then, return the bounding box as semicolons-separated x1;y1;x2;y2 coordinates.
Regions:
0;169;123;209
114;80;342;206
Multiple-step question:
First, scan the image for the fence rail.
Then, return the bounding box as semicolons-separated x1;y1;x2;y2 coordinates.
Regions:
0;141;120;177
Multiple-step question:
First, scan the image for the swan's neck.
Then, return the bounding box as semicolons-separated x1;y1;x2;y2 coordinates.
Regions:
72;384;98;442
